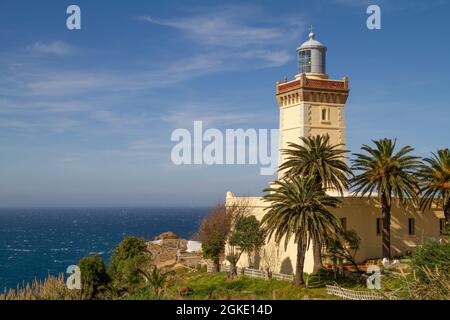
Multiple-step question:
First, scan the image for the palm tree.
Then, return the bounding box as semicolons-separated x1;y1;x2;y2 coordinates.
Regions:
261;176;341;285
418;148;450;229
280;135;351;271
351;139;422;259
138;266;169;297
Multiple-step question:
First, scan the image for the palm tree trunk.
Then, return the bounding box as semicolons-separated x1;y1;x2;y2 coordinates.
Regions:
332;257;337;279
294;238;307;286
312;236;322;272
445;198;450;228
381;193;391;259
339;259;344;277
312;175;324;272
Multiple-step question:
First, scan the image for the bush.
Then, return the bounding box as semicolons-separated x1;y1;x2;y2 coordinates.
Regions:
108;236;151;290
391;238;450;299
0;274;79;300
410;238;450;281
78;255;109;299
306;268;333;288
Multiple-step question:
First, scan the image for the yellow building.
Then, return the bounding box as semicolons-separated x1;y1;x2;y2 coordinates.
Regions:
226;31;444;274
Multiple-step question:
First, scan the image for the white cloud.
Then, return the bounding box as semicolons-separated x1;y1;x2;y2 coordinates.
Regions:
29;41;74;56
27;72;117;96
162;104;273;128
89;110;149;128
0;119;28;129
0;99;92;114
332;0;374;7
0;5;305;101
139;14;282;48
139;5;305;69
129;140;167;151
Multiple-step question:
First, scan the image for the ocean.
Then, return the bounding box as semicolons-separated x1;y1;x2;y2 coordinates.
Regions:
0;207;210;290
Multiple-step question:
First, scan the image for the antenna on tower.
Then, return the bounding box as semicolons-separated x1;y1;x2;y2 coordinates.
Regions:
309;25;315;39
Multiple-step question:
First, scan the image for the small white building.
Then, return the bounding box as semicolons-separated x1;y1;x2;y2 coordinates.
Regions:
186;240;202;253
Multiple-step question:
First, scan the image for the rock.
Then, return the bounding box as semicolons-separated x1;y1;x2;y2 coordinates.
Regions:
178;286;193;296
155;231;179;240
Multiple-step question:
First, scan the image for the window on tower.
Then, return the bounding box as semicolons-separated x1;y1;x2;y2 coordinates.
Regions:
298;50;311;73
321;107;331;123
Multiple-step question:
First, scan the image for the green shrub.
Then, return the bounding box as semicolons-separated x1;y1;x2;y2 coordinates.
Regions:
306;268;333;288
79;255;109;299
0;274;79;300
410;238;450;281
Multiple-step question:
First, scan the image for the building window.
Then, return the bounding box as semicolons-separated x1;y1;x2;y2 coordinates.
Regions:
340;217;347;231
298;50;311;74
321;107;330;123
376;218;383;235
440;218;446;235
408;218;415;235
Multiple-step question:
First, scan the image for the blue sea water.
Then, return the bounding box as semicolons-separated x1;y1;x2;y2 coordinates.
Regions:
0;207;210;290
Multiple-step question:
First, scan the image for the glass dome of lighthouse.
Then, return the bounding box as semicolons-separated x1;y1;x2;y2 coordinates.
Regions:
297;28;327;77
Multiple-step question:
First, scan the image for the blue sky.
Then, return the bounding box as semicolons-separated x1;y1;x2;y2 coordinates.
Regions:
0;0;449;207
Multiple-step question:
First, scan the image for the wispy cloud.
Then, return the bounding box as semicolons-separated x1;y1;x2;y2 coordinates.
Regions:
28;41;74;56
162;104;274;128
90;110;149;128
129;139;167;152
26;72;117;96
0;119;28;129
140;5;305;69
332;0;375;7
0;99;93;115
139;11;283;48
0;5;305;102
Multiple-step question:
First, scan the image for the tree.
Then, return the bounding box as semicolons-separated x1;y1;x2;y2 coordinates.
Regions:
261;242;281;276
198;204;233;273
226;215;265;277
351;138;422;259
78;255;109;300
418;148;450;229
108;236;151;290
325;229;361;276
262;176;341;286
198;202;249;273
280;135;351;271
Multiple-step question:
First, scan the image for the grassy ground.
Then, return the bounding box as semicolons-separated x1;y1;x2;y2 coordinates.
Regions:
125;267;372;300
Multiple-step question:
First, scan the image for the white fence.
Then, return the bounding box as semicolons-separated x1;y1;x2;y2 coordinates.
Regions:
326;285;397;300
207;264;294;282
271;272;294;282
207;265;397;300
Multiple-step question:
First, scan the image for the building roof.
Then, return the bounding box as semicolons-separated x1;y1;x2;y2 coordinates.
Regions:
298;32;326;50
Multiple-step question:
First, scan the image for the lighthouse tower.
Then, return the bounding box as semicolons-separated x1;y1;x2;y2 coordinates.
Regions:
276;30;350;177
